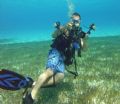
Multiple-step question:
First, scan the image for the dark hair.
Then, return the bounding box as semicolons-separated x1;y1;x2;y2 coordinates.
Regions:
72;12;81;18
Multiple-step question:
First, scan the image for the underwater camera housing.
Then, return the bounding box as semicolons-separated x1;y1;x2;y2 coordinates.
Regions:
89;23;96;31
54;21;61;29
75;23;96;57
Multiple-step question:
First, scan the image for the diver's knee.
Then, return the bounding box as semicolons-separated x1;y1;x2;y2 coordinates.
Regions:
57;73;64;81
45;68;54;76
38;73;47;81
38;69;54;80
60;73;64;79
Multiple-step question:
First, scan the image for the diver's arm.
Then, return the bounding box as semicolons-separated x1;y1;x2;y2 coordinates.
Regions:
80;31;88;38
80;38;84;48
78;31;88;50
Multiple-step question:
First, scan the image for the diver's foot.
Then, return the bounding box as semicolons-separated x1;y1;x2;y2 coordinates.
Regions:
22;92;35;104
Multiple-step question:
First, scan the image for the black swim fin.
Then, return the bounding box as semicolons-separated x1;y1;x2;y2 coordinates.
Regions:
0;69;33;91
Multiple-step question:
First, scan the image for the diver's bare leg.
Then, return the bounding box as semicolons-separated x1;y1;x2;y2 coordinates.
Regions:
42;72;64;87
31;68;54;100
32;73;64;88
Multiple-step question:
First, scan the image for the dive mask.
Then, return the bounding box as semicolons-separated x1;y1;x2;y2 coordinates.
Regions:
72;19;80;27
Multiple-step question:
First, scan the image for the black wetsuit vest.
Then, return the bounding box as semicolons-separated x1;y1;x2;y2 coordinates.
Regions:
51;27;85;54
51;34;72;54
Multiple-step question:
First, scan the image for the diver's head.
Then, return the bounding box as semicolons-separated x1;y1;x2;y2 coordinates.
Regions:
71;12;81;28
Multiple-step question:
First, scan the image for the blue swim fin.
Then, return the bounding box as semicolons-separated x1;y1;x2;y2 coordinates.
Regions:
0;69;33;91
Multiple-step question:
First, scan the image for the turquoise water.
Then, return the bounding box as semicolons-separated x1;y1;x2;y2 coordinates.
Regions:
0;0;120;43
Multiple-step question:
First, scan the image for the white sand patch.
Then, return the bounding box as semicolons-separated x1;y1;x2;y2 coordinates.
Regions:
88;80;104;87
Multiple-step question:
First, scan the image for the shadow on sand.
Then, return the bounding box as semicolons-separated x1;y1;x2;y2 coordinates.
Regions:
38;82;74;104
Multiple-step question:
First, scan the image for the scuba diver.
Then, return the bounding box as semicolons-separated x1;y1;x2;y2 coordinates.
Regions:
23;12;95;104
